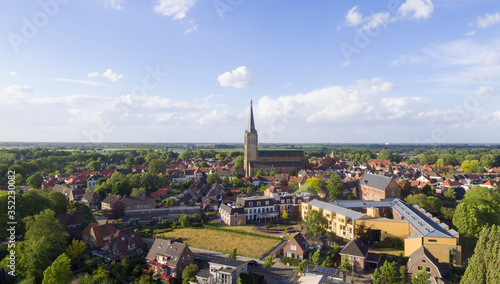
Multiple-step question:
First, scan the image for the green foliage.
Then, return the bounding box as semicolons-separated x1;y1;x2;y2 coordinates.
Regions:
372;260;397;284
444;187;456;203
66;239;86;260
405;193;442;214
207;173;221;184
92;266;110;283
282;256;301;266
310;248;321;266
440;206;455;221
239;272;260;284
228;248;237;259
135;274;152;284
341;254;352;271
461;225;500;284
182;264;199;282
255;170;264;177
453;186;500;238
149;159;167;175
42;253;73;284
179;214;192;228
296;183;316;194
234;155;244;167
412;267;429;284
304;177;325;193
282;210;289;220
326;175;343;201
263;255;274;269
305;209;328;240
130;187;146;196
26;173;44;189
47;191;69;215
298;259;312;273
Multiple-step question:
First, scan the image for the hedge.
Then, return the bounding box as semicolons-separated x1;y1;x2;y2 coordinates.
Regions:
282;256;301;266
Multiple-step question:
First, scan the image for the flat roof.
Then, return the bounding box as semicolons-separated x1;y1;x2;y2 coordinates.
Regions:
307;199;365;220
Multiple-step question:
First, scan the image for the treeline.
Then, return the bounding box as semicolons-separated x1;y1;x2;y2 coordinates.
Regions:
94;172;170;199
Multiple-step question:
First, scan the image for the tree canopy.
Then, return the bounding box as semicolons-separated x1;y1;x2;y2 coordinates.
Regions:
305;209;328;240
42;253;73;284
326;175;343;201
461;224;500;283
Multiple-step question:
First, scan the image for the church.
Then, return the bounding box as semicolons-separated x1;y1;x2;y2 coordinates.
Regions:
244;101;307;177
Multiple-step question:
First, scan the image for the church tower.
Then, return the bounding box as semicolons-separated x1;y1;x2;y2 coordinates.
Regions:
244;100;258;177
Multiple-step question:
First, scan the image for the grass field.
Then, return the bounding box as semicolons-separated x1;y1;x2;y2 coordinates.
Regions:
369;247;404;257
157;227;281;258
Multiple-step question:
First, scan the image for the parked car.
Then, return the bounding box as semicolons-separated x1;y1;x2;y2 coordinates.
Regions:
248;260;258;266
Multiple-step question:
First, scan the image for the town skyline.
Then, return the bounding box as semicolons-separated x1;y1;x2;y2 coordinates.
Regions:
2;1;500;143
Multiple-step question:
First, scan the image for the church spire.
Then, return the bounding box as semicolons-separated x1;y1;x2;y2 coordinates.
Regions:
247;100;257;133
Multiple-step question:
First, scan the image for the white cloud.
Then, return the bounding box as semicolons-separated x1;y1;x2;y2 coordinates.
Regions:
1;85;34;94
397;0;434;20
87;69;123;82
8;71;17;76
361;12;390;31
53;78;109;87
341;60;351;68
218;66;254;88
344;6;363;26
284;82;294;88
153;0;198;20
476;12;500;28
390;54;427;67
493;111;500;121
465;31;476;36
104;0;124;10
184;21;198;34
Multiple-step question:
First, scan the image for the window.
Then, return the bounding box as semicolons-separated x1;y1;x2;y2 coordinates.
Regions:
417;266;423;271
249;202;253;206
266;201;269;205
355;257;359;261
188;255;190;260
428;239;437;242
257;201;261;206
391;191;395;196
281;200;285;204
290;245;297;251
422;259;426;263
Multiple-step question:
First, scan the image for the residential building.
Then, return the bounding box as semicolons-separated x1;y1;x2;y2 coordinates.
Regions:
82;223;117;249
219;203;247;226
80;190;101;210
146;239;195;280
104;228;144;258
236;196;279;222
407;246;451;283
283;232;309;260
196;257;248;284
56;211;86;239
339;239;370;273
358;173;401;201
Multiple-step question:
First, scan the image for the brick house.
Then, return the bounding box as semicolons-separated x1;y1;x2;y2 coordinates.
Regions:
283;232;309;260
219;203;247;226
80;190;101;210
104;228;144;257
339;239;370;273
359;173;401;201
82;223;117;249
146;239;195;279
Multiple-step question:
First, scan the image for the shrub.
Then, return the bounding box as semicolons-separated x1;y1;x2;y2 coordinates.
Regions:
282;256;301;266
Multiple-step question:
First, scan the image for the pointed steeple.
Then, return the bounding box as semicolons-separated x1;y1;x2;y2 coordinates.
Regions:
247;100;257;133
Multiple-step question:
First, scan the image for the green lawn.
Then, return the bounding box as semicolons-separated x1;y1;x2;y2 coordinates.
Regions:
157;227;281;258
369;247;404;257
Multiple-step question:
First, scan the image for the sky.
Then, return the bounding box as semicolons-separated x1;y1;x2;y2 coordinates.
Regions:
1;0;500;144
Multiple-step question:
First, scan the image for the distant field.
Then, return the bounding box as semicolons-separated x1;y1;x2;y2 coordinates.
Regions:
157;227;280;258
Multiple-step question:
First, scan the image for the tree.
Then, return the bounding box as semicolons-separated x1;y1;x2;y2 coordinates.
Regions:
92;266;110;283
461;225;500;283
296;183;316;194
86;161;103;172
234;156;244;167
376;260;397;284
47;191;68;215
179;214;192;228
411;266;429;284
26;173;44;189
181;264;199;284
228;248;237;259
341;254;352;271
297;260;312;273
453;188;500;238
282;210;289;221
444;187;456;204
105;200;125;220
135;274;152;284
310;248;321;266
131;187;146;196
207;173;221;184
421;184;433;196
231;177;244;187
222;176;230;187
326;175;343;201
255;170;264;177
305;177;325;193
148;159;167;175
66;239;86;260
42;253;73;284
305;209;328;240
440;207;455;221
263;255;274;269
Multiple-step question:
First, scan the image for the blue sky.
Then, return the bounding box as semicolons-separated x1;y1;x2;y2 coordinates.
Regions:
1;0;500;144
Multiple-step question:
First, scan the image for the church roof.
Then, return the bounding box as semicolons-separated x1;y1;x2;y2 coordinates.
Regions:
258;150;305;158
249;160;303;168
247;100;257;133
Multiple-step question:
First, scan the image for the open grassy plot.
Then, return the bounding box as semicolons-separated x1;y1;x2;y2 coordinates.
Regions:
158;228;281;259
369;247;404;257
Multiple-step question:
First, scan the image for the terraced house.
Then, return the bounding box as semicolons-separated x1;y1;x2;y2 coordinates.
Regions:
302;199;461;266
